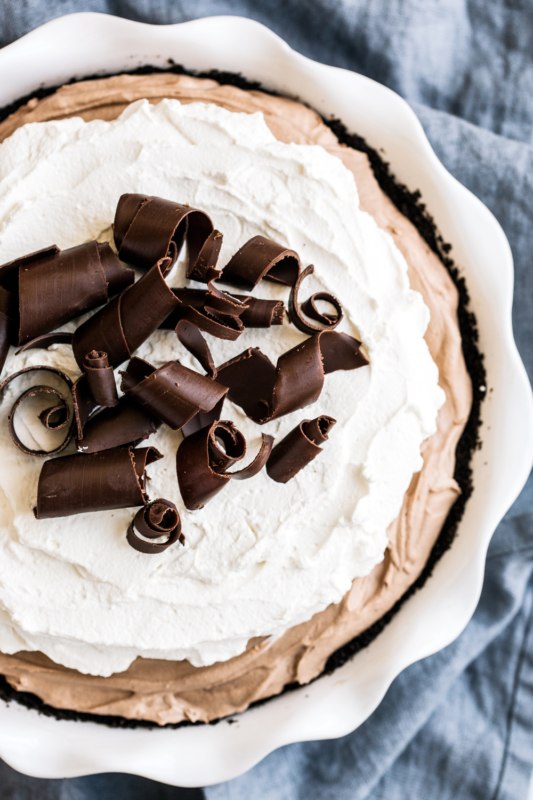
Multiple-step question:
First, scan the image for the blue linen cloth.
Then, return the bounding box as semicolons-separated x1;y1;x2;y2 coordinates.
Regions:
1;2;533;798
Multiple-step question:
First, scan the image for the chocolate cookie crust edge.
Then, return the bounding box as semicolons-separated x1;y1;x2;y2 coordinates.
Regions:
0;65;486;728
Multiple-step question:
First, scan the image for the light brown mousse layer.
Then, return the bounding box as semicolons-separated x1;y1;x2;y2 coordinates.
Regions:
0;74;472;725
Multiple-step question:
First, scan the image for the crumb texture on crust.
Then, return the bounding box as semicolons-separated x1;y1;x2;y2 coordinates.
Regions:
0;73;472;725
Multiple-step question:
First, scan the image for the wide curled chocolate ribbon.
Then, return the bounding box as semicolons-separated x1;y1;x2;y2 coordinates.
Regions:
176;420;274;510
127;499;184;554
34;445;162;519
0;242;134;346
288;264;343;335
120;357;228;431
266;415;337;483
221;236;300;290
72;257;180;369
114;193;220;281
76;398;160;454
0;365;75;456
216;330;369;424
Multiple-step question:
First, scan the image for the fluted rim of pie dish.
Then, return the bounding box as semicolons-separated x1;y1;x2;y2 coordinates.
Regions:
0;12;531;788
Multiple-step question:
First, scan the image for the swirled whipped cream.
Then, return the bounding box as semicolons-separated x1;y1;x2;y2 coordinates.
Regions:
0;99;444;676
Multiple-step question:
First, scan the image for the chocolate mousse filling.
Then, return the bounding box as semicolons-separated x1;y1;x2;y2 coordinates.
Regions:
0;68;485;728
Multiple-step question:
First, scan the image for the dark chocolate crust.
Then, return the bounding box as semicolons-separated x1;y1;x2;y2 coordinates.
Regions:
0;65;485;728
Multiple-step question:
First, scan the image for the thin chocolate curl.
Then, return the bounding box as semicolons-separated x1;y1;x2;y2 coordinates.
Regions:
77;398;160;454
217;330;369;424
266;415;337;483
83;350;119;407
34;445;162;519
176;420;274;510
127;499;184;554
221;236;300;289
114;194;219;280
288;264;343;334
72;258;180;369
0;242;134;345
16;332;74;354
120;357;228;431
0;365;75;456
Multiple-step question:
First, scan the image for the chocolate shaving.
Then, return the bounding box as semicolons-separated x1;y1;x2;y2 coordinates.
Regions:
161;290;285;330
120;357;228;431
127;499;184;554
165;284;250;378
233;295;285;328
0;365;75;456
72;375;98;441
217;331;368;424
266;415;337;483
72;258;180;369
288;264;343;334
174;298;247;380
34;445;162;519
175;319;217;378
0;242;134;345
0;287;17;376
82;350;118;407
114;194;220;280
16;332;74;354
76;398;159;454
176;420;274;510
221;236;300;289
181;396;225;439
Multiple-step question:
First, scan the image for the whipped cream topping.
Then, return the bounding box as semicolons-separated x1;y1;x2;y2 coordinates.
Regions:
0;99;444;676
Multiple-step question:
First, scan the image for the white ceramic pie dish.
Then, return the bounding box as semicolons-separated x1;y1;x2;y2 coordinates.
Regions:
0;12;531;788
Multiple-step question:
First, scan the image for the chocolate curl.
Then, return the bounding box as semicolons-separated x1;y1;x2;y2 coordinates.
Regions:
0;287;17;376
0;365;75;456
16;332;74;354
161;290;284;379
72;375;98;441
217;331;369;424
127;499;184;554
34;445;162;519
0;242;134;345
266;415;337;483
166;283;250;379
233;295;285;328
176;420;274;510
221;236;300;289
120;357;228;431
114;193;220;280
174;287;248;379
288;264;343;334
82;350;118;407
77;398;160;454
72;258;180;369
180;395;226;439
175;319;217;378
162;290;285;331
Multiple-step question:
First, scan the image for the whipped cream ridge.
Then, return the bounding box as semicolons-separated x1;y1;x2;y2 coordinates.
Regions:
0;99;444;677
